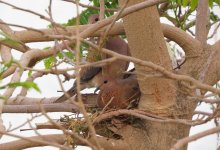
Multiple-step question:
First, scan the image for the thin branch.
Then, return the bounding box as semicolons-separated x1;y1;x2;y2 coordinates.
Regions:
208;21;220;39
8;114;42;132
0;1;65;31
93;109;194;125
3;103;81;113
78;0;166;39
6;94;97;106
63;0;118;12
40;106;95;149
99;0;105;20
75;1;101;149
18;72;45;96
171;126;220;150
12;21;200;56
0;19;29;52
0;133;68;150
99;0;128;49
83;39;220;95
195;0;210;47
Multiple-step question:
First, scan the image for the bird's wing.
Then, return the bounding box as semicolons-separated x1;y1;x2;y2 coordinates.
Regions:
54;67;102;103
80;67;102;83
54;85;76;103
123;68;135;79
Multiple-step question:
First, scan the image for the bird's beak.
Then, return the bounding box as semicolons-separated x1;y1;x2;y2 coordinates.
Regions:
94;82;104;93
94;87;100;93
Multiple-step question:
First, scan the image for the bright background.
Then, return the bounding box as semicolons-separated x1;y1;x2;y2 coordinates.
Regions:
0;0;219;150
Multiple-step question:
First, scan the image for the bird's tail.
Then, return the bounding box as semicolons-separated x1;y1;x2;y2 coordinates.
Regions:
54;85;76;103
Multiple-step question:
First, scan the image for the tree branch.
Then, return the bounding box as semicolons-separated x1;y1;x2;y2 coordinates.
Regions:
171;126;220;150
202;40;220;87
0;134;130;150
0;134;66;150
0;19;29;52
3;94;97;113
13;22;200;56
195;0;210;47
3;103;79;113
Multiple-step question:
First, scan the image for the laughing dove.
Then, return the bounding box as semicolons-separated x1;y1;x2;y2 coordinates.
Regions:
54;14;130;103
97;71;141;109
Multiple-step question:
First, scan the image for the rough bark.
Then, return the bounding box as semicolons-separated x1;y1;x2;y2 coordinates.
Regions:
121;0;176;115
118;0;193;149
195;0;210;47
203;41;220;87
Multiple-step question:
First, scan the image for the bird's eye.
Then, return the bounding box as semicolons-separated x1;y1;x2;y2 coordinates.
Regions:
104;80;108;84
95;18;99;22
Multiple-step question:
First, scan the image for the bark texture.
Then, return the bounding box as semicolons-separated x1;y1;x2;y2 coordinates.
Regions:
118;0;195;149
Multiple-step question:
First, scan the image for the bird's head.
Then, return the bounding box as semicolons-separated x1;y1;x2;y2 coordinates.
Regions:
88;14;99;24
94;77;116;93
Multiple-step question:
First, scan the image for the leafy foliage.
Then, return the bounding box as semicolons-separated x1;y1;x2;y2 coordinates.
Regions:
9;82;41;92
0;81;41;93
43;46;87;69
210;11;219;22
44;56;56;69
64;0;118;26
169;0;220;10
165;0;220;30
0;61;41;92
46;0;119;69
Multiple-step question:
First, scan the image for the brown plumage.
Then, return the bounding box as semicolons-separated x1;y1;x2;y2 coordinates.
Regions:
97;74;141;109
54;14;130;103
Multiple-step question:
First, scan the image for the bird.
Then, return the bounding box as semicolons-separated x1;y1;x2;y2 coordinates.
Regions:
97;73;141;109
54;14;130;103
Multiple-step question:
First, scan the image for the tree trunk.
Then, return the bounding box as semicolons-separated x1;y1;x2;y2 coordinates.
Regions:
118;0;195;149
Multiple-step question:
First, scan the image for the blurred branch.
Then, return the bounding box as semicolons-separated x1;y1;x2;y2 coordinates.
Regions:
195;0;210;47
0;134;67;150
172;126;220;150
0;133;130;150
3;103;80;113
63;0;118;12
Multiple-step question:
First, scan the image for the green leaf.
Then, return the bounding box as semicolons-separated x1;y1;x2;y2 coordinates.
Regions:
0;96;6;100
0;84;7;90
190;0;198;10
4;59;14;68
8;81;41;92
210;11;219;21
43;56;56;69
80;15;88;25
58;51;75;60
209;0;214;8
57;52;64;59
65;18;77;26
28;70;32;77
43;46;51;50
182;0;189;7
93;0;100;7
214;0;220;6
177;0;181;5
65;51;74;59
81;42;89;50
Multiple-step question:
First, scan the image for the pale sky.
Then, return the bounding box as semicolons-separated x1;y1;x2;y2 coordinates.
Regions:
0;1;219;150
